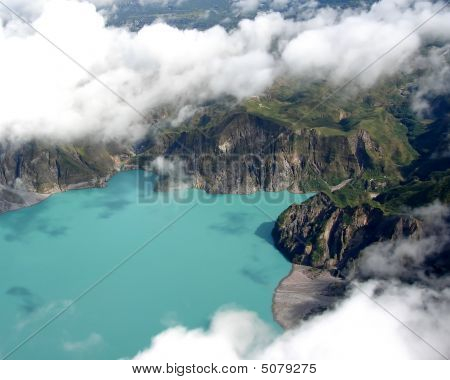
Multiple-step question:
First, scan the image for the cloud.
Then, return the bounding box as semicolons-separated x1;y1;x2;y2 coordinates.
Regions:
232;0;261;15
271;0;291;11
282;0;450;88
0;1;293;142
231;0;296;14
133;203;450;360
63;333;103;352
0;0;449;142
412;46;450;115
134;308;274;361
149;156;192;190
138;0;187;6
261;281;450;360
133;281;450;360
359;202;450;281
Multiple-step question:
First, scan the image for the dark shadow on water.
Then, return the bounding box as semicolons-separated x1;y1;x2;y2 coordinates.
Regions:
255;221;293;264
240;267;269;286
80;175;135;218
6;286;42;314
37;224;68;237
254;221;275;245
209;212;251;235
81;195;133;219
1;210;69;242
0;172;141;240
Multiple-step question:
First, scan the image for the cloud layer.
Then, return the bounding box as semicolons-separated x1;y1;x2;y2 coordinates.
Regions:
0;0;449;142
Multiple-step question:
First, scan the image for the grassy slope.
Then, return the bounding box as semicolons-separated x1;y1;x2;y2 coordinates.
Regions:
244;78;449;211
244;78;419;190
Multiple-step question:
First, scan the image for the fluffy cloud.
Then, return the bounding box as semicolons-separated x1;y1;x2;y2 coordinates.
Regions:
0;1;292;141
0;0;449;142
134;308;275;361
133;282;450;360
282;1;450;88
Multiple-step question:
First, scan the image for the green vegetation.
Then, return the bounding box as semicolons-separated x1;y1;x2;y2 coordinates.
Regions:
244;79;418;173
141;72;448;213
377;171;450;212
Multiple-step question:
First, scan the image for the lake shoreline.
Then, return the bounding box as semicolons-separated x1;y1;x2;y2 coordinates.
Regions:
1;168;319;338
0;171;301;359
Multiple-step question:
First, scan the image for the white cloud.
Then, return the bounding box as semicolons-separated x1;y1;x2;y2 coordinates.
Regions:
232;0;261;15
149;156;192;190
134;308;274;361
0;0;449;142
412;46;450;115
271;0;291;10
0;1;291;142
133;281;450;360
63;333;103;352
359;202;450;280
138;0;187;6
262;281;450;360
282;0;450;88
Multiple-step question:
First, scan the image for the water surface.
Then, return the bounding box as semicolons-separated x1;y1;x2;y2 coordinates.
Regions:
0;171;311;359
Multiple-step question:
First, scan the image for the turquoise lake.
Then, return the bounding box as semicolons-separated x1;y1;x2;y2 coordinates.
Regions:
0;171;312;359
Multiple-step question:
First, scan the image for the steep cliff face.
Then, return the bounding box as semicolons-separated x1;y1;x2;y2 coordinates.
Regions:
0;141;131;213
139;112;391;194
0;111;409;211
272;192;423;273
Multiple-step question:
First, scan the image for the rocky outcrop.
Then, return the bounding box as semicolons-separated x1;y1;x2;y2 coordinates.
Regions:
0;141;132;213
138;112;389;194
272;192;423;274
271;192;427;328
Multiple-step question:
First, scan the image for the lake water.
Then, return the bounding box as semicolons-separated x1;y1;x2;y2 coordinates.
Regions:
0;171;312;359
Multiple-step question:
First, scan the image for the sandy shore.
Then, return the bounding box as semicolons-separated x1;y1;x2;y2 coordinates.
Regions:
273;264;347;329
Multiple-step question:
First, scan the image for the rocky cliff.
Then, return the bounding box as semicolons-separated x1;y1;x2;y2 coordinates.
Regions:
0;110;407;213
0;141;131;213
272;192;423;274
138;112;392;195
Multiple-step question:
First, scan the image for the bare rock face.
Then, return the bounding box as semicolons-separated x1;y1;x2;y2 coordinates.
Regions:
271;193;428;328
0;111;398;213
138;112;387;195
0;141;131;214
272;192;423;274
